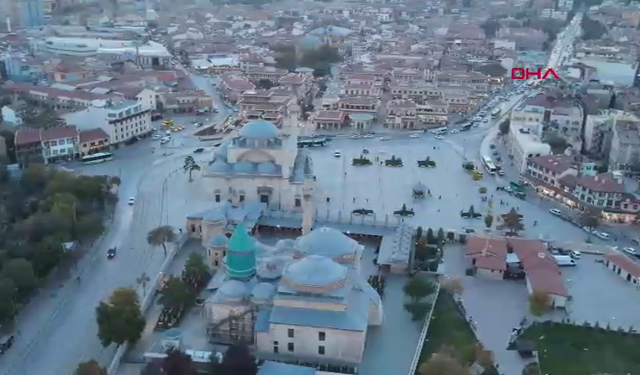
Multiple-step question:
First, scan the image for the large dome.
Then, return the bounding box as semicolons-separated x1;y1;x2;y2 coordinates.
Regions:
282;255;348;293
239;120;280;139
294;227;358;260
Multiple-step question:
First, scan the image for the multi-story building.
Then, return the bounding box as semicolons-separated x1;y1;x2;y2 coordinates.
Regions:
160;90;214;114
63;98;152;145
1;54;45;83
2;82;117;110
20;0;44;28
245;67;288;82
609;118;640;170
238;90;292;127
505;123;551;173
220;73;255;103
434;71;489;93
342;83;381;97
337;98;380;120
524;155;638;222
389;82;443;103
311;110;347;130
14;125;101;166
277;74;313;102
510;94;584;149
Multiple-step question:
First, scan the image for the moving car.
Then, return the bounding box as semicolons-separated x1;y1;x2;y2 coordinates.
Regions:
434;135;444;140
128;197;135;205
350;134;361;139
410;133;421;138
549;208;562;216
596;232;610;240
379;136;391;141
152;134;162;140
107;247;117;259
0;334;15;354
334;150;341;157
193;148;205;153
553;255;577;267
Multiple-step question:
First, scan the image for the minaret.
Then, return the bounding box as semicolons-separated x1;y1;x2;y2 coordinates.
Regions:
301;179;315;236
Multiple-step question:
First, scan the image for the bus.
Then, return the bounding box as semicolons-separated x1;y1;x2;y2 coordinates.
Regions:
482;156;497;175
298;137;327;148
491;108;501;118
82;152;113;164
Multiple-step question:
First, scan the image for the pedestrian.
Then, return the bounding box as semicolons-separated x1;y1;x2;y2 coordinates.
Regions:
352;197;356;203
439;195;442;200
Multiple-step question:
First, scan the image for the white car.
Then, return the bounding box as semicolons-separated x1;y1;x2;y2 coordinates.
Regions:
334;150;341;157
482;119;489;123
363;134;374;138
152;134;162;140
379;136;391;141
596;232;610;240
410;134;421;138
350;134;361;139
128;197;135;205
622;247;638;256
450;129;459;134
434;135;444;140
549;208;562;216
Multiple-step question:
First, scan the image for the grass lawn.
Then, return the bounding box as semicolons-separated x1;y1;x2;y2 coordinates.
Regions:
418;291;476;364
519;322;640;375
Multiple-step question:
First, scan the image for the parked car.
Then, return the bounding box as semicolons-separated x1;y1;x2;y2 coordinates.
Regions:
379;136;391;141
128;197;135;205
596;232;610;240
193;148;205;153
623;247;638;256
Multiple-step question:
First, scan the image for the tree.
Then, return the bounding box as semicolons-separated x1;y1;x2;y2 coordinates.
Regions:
547;134;568;154
256;79;275;90
96;287;145;347
210;344;258;375
147;225;176;256
0;278;17;324
20;107;63;129
403;276;436;300
158;276;194;311
0;258;37;298
419;350;470;375
480;18;501;38
109;176;121;186
502;208;524;234
163;348;195;375
484;214;494;229
416;226;423;241
426;228;436;244
437;228;445;244
442;277;464;297
182;252;210;291
499;119;510;135
75;360;107;375
581;15;607;40
300;45;342;76
74;213;104;241
529;289;551;315
183;156;201;182
580;208;602;240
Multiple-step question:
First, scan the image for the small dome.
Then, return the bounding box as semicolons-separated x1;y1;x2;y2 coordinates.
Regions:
239;120;280;139
233;161;254;173
295;227;358;260
218;280;248;298
257;162;277;174
208;234;228;247
256;259;285;280
251;282;276;302
203;207;226;223
210;160;230;173
300;35;324;50
275;239;295;253
283;255;348;293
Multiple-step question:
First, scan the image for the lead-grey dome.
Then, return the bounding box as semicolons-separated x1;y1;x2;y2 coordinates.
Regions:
257;161;277;174
218;280;248;298
251;282;276;302
239;120;280;139
208;234;228;247
233;161;254;173
294;227;358;260
210;160;230;173
282;255;348;293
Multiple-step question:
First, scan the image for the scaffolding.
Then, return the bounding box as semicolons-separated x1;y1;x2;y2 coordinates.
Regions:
206;308;256;346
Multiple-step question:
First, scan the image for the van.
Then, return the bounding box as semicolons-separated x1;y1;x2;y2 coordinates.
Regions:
570;250;581;259
553;255;576;266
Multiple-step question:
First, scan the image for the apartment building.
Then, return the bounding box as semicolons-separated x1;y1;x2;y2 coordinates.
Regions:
244;67;288;82
434;71;489;93
337;97;380;120
385;99;448;129
2;82;117;110
238;90;292;126
510;94;584;149
506;123;551;173
63;99;152;145
14;125;102;166
389;82;443;103
277;74;314;101
608;117;640;170
160;90;213;114
342;83;382;97
220;73;256;103
524;155;638;222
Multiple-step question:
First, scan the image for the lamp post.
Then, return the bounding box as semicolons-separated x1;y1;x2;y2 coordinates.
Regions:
137;272;151;296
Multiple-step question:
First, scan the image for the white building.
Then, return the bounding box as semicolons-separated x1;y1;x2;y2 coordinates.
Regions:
62;99;152;145
505;123;551;173
203;108;313;211
35;37;171;68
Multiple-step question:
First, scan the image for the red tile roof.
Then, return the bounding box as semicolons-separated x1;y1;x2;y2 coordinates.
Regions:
79;128;109;143
528;155;573;174
576;172;626;194
466;236;508;271
15;126;79;146
605;253;640;278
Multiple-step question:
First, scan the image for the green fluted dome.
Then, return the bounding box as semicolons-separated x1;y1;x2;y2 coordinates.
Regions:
225;223;256;279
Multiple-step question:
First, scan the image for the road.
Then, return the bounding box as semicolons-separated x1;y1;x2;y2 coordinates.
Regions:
0;73;229;375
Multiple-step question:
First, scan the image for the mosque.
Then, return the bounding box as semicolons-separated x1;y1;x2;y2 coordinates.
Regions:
202;103;314;212
196;222;384;367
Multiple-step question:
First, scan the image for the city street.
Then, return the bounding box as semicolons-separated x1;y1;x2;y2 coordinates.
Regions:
0;73;227;375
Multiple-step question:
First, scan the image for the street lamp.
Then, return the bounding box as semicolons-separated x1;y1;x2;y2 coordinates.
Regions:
137;272;151;295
